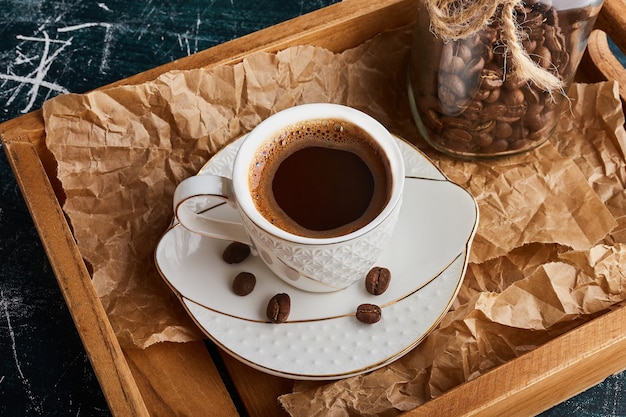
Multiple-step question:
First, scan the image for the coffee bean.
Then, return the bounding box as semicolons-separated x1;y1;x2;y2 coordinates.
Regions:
474;132;494;147
504;89;525;106
356;304;382;324
543;26;561;52
527;120;551;140
473;88;490;101
553;49;570;69
524;105;546;131
472;119;495;133
523;38;538;54
365;267;391;295
511;124;526;140
483;48;494;65
457;44;473;62
525;10;545;28
480;104;506;120
440;42;454;68
479;27;497;44
446;128;472;142
487;139;509;153
500;103;527;123
509;139;530;150
412;1;591;156
449;56;465;73
461;33;482;49
523;85;541;105
425;109;443;131
535;46;552;69
437;84;458;111
222;242;251;264
441;116;472;129
267;293;290;323
442;73;467;98
529;26;546;41
494;122;513;139
480;69;503;89
464;99;483;116
232;272;256;296
463;56;485;79
445;137;476;153
485;88;502;104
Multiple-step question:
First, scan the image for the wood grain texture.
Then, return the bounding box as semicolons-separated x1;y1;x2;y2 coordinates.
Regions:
1;0;626;416
219;351;295;417
405;306;626;416
588;30;626;103
2;137;149;417
124;341;239;417
596;0;626;55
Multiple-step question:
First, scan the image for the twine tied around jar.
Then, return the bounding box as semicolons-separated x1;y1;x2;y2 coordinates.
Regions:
424;0;564;94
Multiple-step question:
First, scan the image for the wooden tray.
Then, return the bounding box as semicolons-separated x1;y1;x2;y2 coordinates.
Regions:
2;0;626;415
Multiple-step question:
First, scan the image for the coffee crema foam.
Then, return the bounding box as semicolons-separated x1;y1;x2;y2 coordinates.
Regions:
249;119;392;238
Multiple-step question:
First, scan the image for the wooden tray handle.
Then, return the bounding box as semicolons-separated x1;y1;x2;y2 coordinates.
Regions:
596;0;626;54
591;0;626;103
587;29;626;103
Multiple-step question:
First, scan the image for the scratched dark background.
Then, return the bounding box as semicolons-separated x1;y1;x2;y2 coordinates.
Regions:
1;1;625;416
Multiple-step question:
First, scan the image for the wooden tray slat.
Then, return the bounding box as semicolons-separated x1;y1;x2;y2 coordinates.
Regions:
2;136;150;417
219;352;294;417
124;341;240;416
405;306;626;416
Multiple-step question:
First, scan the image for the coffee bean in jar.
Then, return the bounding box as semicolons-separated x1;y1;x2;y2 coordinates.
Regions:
407;0;604;159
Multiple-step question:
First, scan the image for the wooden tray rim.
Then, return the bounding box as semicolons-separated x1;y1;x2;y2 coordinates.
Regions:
2;0;626;415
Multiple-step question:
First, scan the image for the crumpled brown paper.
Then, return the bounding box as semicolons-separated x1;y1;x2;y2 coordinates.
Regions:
43;28;416;348
42;26;626;416
278;83;626;416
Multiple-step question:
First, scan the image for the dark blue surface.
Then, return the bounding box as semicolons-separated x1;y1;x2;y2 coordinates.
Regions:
0;1;624;416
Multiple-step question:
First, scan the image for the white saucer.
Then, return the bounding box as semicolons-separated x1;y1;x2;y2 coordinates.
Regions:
155;136;478;380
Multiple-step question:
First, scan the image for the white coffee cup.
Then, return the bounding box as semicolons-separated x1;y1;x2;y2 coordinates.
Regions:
173;103;404;292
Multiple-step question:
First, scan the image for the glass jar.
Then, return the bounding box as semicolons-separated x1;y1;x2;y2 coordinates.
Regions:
407;0;604;159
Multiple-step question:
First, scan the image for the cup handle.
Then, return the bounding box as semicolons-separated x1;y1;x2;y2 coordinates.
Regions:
173;175;252;246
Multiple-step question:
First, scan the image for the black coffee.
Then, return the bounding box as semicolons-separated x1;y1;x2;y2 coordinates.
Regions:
249;119;391;238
